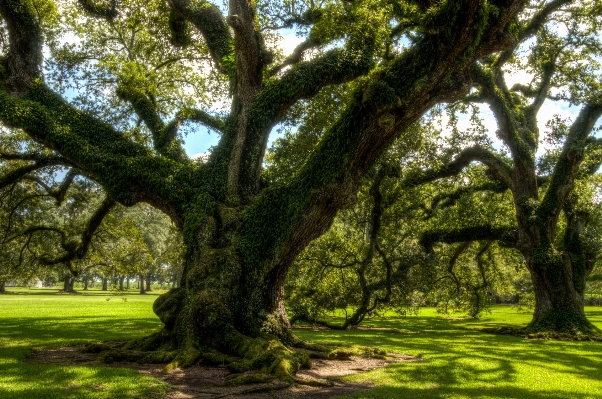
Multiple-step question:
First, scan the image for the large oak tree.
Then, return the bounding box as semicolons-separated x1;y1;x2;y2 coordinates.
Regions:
0;0;565;375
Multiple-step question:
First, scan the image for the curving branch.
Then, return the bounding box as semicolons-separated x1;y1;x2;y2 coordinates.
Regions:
494;0;571;69
419;181;509;219
537;102;602;229
116;86;188;162
0;157;72;190
22;169;79;205
234;45;376;198
420;226;516;253
402;146;513;190
525;57;559;122
471;63;539;156
175;108;225;133
167;0;233;75
268;40;319;77
36;196;116;267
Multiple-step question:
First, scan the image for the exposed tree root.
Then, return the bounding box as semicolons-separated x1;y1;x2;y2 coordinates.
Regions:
480;326;602;341
223;373;274;386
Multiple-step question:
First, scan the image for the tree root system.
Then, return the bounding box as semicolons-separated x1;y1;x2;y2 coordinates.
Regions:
23;343;420;398
480;326;602;341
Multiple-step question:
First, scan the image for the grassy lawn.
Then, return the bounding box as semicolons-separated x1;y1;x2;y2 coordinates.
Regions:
0;288;168;399
295;307;602;399
1;289;602;399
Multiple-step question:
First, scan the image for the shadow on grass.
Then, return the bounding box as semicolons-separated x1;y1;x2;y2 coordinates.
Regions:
296;311;602;399
0;316;161;349
0;314;166;399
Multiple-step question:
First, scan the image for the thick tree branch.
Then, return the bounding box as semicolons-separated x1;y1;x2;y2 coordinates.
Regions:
0;0;43;94
537;102;602;236
245;0;527;294
223;43;376;202
167;0;233;75
116;86;188;162
403;146;513;190
268;40;318;77
176;108;225;133
0;85;190;218
77;0;118;20
420;226;517;252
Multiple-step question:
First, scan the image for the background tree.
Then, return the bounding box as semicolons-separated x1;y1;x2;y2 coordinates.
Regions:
413;5;602;334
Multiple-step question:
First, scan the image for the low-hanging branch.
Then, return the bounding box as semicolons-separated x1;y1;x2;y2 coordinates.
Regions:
22;169;79;205
3;196;116;270
420;226;517;253
0;157;72;191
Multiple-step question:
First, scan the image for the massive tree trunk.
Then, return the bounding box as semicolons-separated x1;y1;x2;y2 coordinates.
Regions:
154;205;292;334
102;277;108;291
119;276;124;291
527;256;588;333
0;279;5;294
83;279;88;291
522;205;597;334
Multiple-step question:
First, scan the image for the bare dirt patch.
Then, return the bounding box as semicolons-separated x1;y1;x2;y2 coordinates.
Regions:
24;345;419;398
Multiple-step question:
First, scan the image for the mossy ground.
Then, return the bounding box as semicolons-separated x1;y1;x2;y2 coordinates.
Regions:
2;289;602;399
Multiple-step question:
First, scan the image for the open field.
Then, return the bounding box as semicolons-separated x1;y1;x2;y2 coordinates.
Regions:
1;288;602;399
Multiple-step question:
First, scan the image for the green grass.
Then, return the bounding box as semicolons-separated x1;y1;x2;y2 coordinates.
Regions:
2;289;602;399
295;307;602;399
0;288;168;399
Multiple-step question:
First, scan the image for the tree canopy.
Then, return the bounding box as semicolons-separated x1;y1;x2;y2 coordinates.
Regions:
1;0;601;378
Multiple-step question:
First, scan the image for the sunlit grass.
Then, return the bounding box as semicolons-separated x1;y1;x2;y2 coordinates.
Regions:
0;288;168;399
2;289;602;399
296;306;602;399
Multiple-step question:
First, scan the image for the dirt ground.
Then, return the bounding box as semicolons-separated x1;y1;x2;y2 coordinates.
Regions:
24;345;420;398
